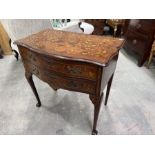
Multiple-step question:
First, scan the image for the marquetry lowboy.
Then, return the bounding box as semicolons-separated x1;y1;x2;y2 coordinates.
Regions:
14;29;124;134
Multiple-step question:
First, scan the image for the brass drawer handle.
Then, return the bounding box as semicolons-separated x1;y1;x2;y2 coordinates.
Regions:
66;66;82;74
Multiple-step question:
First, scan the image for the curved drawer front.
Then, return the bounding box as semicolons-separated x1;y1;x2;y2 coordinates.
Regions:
43;71;96;94
42;56;98;81
21;49;98;81
24;62;96;94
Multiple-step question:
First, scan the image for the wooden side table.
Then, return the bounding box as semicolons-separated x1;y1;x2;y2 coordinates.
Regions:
14;29;124;134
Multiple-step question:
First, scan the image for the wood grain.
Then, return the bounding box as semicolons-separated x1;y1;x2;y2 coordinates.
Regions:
14;29;124;66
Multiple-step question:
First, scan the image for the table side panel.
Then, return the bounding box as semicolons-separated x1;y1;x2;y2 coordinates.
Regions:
100;54;118;94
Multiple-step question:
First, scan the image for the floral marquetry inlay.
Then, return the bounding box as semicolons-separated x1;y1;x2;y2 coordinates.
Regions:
15;29;124;66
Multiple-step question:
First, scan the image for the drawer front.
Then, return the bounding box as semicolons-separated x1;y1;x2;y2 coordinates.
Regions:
24;62;96;94
125;29;148;53
138;20;155;33
21;49;98;81
42;56;98;81
128;20;155;34
43;71;96;94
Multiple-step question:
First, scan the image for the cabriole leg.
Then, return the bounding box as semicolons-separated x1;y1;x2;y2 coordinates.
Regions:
90;93;103;135
104;74;114;106
25;71;41;107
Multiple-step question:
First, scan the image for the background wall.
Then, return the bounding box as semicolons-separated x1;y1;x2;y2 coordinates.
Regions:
0;19;82;54
0;19;53;53
1;19;52;40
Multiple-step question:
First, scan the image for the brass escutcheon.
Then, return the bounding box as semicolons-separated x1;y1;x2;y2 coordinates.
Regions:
66;66;82;74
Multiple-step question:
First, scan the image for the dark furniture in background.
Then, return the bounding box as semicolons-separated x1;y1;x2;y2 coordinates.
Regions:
84;19;106;35
84;19;125;37
123;19;155;67
15;29;124;135
122;20;130;36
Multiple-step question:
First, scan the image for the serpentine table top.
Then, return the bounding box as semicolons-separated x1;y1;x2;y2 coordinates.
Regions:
15;29;124;66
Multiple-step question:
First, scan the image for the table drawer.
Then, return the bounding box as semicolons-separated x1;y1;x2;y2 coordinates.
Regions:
129;20;155;34
43;71;96;94
21;49;98;81
25;62;96;94
42;56;98;80
125;29;148;53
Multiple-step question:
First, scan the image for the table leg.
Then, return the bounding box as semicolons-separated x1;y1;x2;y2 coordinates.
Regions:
25;71;42;107
104;74;114;106
114;25;117;37
9;39;19;61
89;93;103;135
147;50;154;68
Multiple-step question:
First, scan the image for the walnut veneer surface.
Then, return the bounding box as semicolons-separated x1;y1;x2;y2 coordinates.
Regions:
15;29;124;66
14;29;124;134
